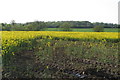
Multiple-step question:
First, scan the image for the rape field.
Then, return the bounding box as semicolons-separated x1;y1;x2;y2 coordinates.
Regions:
2;31;119;56
1;31;119;55
1;31;120;79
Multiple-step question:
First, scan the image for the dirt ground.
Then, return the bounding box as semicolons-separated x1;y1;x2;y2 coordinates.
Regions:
2;47;120;80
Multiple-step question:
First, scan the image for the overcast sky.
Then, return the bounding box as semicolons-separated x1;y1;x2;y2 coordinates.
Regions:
0;0;119;24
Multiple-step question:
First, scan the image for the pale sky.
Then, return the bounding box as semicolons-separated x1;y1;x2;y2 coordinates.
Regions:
0;0;119;24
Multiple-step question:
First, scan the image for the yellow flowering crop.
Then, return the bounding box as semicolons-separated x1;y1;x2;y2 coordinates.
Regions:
1;31;119;56
2;31;119;40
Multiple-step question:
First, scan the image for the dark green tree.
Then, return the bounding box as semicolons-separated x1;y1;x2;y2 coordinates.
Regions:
25;21;47;31
11;20;16;26
60;22;72;31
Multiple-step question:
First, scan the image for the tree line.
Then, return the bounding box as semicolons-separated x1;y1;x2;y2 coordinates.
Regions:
0;20;118;31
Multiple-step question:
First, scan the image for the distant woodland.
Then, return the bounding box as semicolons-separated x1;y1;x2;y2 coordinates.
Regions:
0;20;118;31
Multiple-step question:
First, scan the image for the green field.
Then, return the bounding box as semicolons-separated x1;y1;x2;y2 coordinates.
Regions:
44;28;119;32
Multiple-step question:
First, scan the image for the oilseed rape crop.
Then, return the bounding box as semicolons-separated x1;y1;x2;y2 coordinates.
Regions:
1;31;120;78
1;31;119;56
